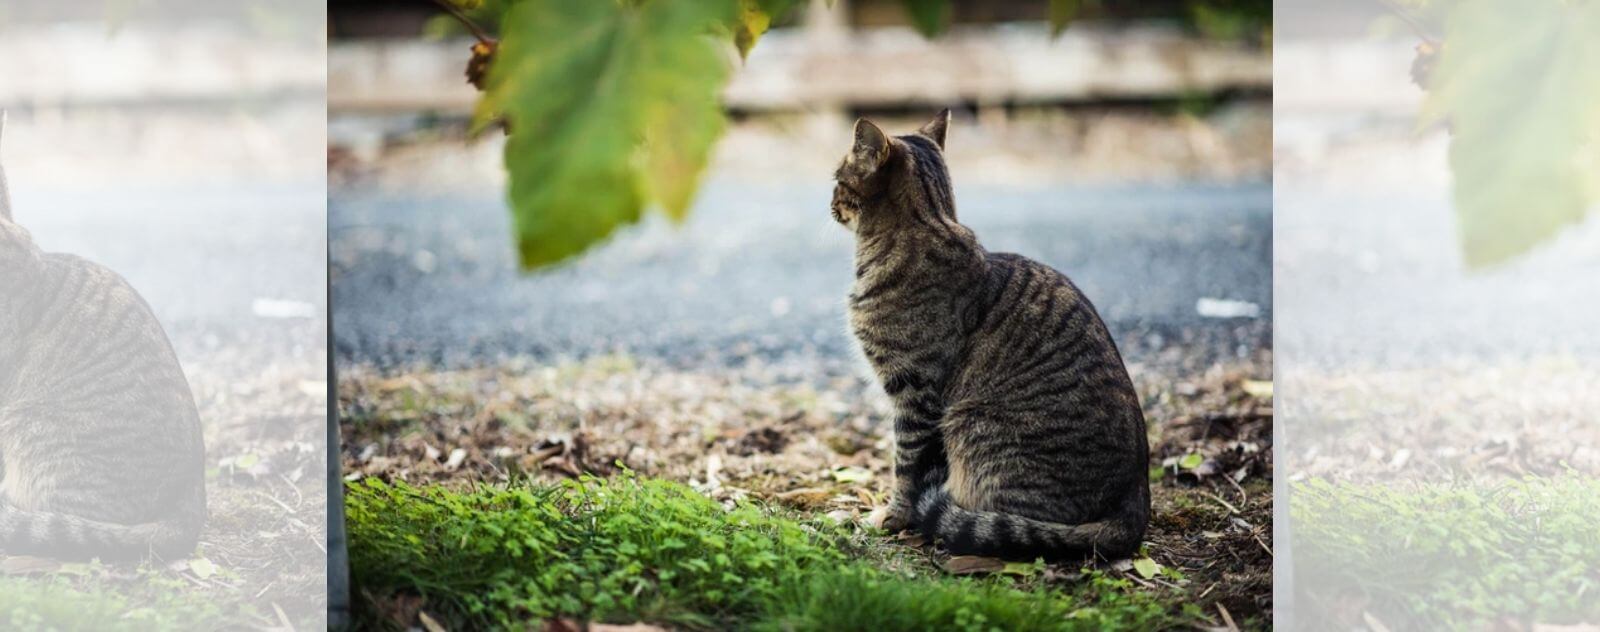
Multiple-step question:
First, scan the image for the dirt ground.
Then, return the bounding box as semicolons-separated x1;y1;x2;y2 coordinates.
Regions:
0;351;327;629
338;353;1274;626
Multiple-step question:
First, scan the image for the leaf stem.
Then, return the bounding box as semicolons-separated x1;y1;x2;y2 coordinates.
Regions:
428;0;497;45
1379;0;1440;46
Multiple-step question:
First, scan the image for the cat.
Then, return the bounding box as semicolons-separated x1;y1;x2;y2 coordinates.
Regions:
833;110;1150;560
0;113;207;561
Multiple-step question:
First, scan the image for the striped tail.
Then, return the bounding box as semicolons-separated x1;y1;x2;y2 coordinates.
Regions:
912;487;1145;561
0;496;204;562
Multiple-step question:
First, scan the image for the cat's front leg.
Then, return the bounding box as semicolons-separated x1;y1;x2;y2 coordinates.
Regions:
878;389;948;532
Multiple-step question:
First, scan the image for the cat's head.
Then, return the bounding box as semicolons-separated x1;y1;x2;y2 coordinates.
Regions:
830;109;950;232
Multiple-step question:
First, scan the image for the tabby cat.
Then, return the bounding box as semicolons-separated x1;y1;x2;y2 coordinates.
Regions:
0;114;207;561
833;110;1149;560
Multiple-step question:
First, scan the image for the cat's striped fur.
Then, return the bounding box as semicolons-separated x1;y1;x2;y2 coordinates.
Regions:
833;111;1149;560
0;119;207;561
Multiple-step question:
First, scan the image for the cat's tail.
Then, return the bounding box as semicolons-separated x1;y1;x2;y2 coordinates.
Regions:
0;494;204;562
911;486;1146;561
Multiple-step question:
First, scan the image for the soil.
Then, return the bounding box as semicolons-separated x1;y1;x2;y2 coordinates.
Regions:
338;353;1274;627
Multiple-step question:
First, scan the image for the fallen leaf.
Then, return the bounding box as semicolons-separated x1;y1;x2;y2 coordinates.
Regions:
891;532;928;547
773;487;832;509
1360;610;1393;632
824;509;854;523
419;611;448;632
1240;379;1273;399
1;556;62;575
1000;561;1039;577
945;555;1006;575
444;448;468;471
831;466;873;483
189;557;217;580
1132;557;1160;579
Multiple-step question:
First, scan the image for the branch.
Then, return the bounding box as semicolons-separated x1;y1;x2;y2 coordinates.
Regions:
429;0;497;45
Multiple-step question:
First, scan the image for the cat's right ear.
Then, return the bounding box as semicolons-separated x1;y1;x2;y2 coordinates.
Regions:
850;118;889;171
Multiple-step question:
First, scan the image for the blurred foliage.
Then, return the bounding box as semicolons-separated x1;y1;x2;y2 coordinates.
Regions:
474;0;734;268
1048;0;1080;37
904;0;953;37
1412;0;1600;268
1181;0;1270;43
446;0;1269;269
731;0;797;59
1292;474;1600;627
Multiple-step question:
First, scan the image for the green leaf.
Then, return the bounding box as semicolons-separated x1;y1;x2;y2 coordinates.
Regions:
1048;0;1080;38
480;0;737;269
1179;453;1204;470
831;467;873;483
733;0;799;60
999;561;1039;577
1423;0;1600;268
733;0;772;60
902;0;951;38
1132;557;1159;580
188;558;217;580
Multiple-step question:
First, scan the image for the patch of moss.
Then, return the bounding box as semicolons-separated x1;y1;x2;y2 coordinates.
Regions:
0;573;230;631
346;473;1189;630
1292;473;1600;628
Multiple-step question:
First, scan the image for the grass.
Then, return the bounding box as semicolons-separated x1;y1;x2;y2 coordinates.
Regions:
0;572;229;631
346;472;1193;630
1291;473;1600;628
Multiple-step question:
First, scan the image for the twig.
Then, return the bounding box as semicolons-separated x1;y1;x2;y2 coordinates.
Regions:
428;0;496;44
1217;603;1240;632
1378;0;1440;45
1254;532;1274;558
1204;490;1241;515
1224;470;1249;505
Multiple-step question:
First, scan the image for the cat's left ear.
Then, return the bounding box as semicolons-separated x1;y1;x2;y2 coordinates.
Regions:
918;108;950;150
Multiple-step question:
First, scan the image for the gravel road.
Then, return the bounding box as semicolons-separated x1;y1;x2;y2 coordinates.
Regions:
14;184;328;378
331;177;1272;378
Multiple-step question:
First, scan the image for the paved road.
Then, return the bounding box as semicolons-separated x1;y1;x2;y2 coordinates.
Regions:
14;184;327;379
1277;182;1600;371
331;178;1272;377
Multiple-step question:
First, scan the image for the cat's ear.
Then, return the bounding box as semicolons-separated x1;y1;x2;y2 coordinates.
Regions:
850;118;889;171
918;109;950;150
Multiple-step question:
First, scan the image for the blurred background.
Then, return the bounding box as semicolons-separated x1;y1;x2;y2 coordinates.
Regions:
1276;0;1600;628
0;0;325;627
328;0;1272;378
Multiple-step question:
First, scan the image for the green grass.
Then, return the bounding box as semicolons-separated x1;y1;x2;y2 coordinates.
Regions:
346;473;1189;630
1292;473;1600;628
0;573;228;631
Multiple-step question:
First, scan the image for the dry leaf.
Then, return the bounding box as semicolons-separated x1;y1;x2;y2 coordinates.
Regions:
944;555;1006;575
419;611;448;632
0;556;62;575
773;487;832;509
1240;379;1273;399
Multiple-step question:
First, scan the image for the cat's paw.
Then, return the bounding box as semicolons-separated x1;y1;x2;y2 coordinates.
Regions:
869;503;913;533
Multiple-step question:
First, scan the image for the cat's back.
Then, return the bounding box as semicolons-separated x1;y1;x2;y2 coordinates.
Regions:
9;252;195;417
28;252;173;348
959;252;1140;414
